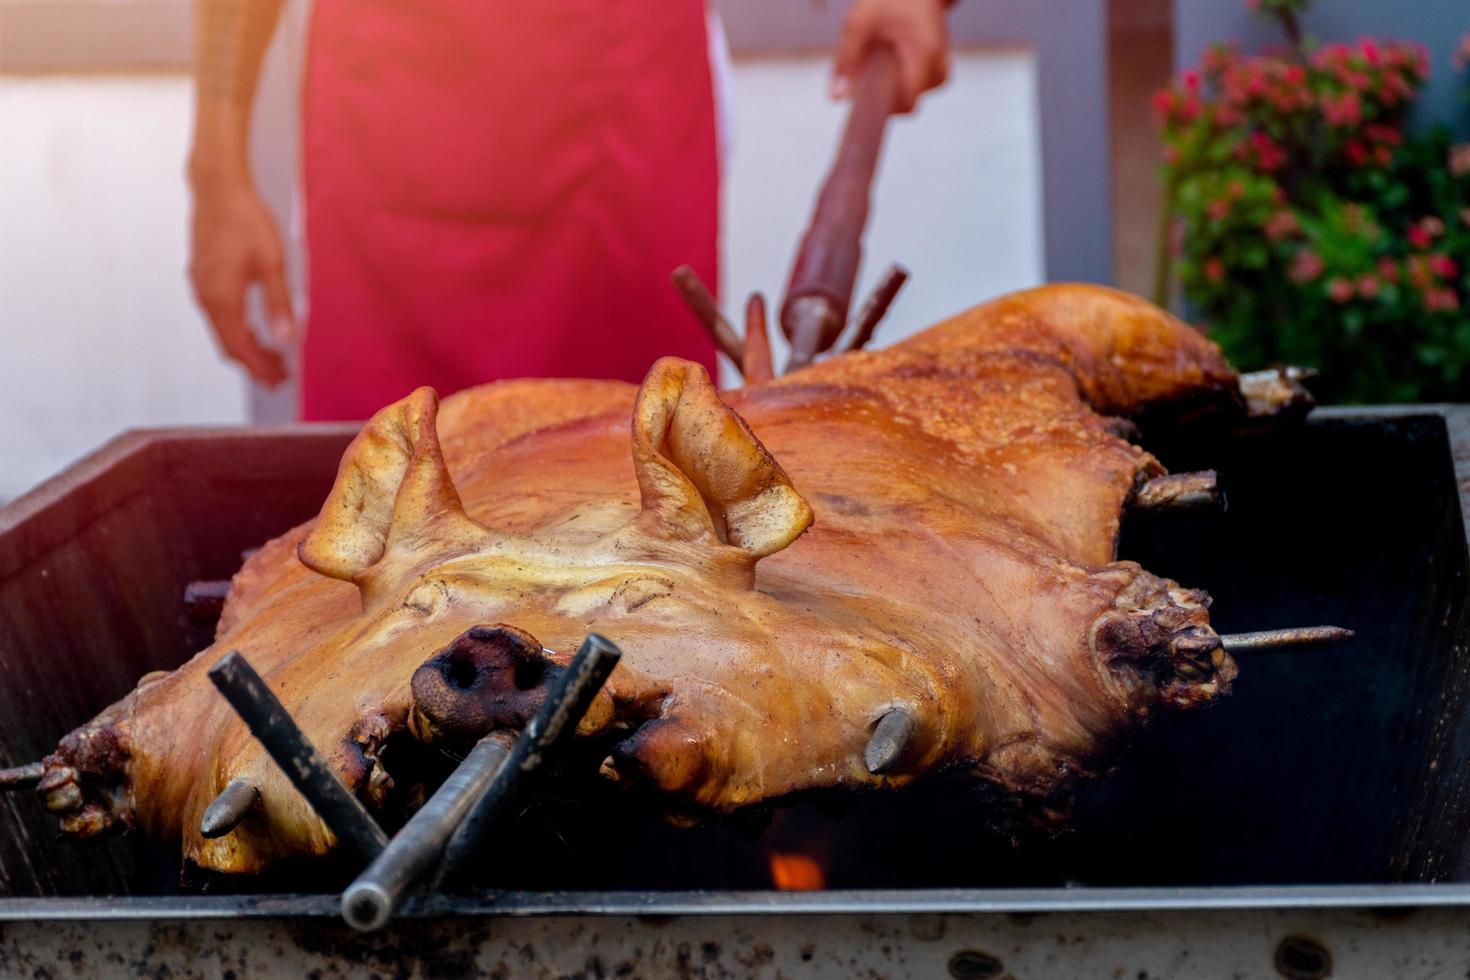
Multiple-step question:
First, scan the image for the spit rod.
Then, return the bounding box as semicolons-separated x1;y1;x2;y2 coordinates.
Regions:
672;265;743;364
341;730;515;932
0;762;44;791
209;650;388;860
340;634;621;931
1220;626;1355;652
843;262;909;353
433;633;622;885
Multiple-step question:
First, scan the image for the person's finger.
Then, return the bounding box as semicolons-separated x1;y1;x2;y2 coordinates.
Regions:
830;13;870;100
259;253;297;346
223;323;288;388
197;277;287;388
893;39;925;113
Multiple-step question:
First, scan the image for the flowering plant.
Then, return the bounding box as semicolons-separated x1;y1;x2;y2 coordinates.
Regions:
1155;3;1470;402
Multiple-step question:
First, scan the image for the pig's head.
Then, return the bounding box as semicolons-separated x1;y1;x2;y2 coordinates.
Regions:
172;357;821;867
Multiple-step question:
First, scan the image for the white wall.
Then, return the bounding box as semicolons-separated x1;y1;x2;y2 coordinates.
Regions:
721;48;1044;378
0;74;249;503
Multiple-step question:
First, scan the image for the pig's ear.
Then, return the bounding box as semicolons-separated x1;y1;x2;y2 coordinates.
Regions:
299;387;489;585
630;358;812;558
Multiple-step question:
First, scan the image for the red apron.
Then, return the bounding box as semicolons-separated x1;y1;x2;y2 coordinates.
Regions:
300;0;720;421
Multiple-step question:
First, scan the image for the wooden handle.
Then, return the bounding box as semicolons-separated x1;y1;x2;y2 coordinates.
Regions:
779;44;900;354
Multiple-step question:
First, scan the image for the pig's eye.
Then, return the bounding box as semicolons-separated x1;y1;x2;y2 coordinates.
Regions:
612;576;675;613
402;580;449;616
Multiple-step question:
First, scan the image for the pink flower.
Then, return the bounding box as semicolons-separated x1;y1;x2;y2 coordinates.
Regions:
1365;124;1402;147
1264;210;1300;241
1204;257;1226;283
1214;104;1246;127
1408;225;1433;250
1378;257;1401;283
1358;38;1382;67
1239;130;1288;171
1345;140;1369;166
1356;274;1381;299
1455;33;1470;72
1314;44;1350;69
1291;250;1326;284
1429;254;1460;280
1208;199;1233;222
1450;144;1470;178
1460;208;1470;229
1327;277;1356;303
1425;288;1461;313
1321;91;1363;127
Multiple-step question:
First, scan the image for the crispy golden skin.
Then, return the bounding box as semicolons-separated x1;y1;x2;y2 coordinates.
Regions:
40;285;1243;874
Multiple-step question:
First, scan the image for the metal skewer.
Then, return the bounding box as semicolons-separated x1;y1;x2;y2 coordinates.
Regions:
844;263;909;353
743;293;775;384
183;579;233;624
0;762;44;791
1132;471;1222;511
671;265;743;365
1220;626;1354;653
864;706;915;775
434;633;622;885
208;650;388;860
341;634;622;931
341;730;515;932
199;778;261;838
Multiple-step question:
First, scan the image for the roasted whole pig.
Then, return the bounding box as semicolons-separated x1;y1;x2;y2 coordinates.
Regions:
25;285;1288;874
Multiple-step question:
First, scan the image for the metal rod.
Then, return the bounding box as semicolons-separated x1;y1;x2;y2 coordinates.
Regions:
208;651;388;860
0;762;44;792
433;633;622;888
200;778;261;838
864;706;915;775
671;265;743;365
184;579;232;625
743;292;775;384
1132;471;1222;511
341;731;515;932
1239;366;1317;419
1219;626;1355;653
844;263;909;352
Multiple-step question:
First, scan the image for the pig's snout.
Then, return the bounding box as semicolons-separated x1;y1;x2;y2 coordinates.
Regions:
409;624;555;744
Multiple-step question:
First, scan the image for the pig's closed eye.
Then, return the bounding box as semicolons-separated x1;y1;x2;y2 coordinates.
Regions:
402;580;449;616
613;577;675;613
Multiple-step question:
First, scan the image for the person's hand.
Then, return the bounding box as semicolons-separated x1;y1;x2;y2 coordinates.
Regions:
187;177;294;388
832;0;949;114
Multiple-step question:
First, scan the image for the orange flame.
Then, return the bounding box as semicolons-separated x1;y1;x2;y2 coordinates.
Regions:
767;851;826;891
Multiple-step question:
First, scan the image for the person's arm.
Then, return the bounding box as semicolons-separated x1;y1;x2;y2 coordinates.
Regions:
186;0;293;388
832;0;950;114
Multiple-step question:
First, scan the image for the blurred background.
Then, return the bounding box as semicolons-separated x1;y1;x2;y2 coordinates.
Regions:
1;0;1466;502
